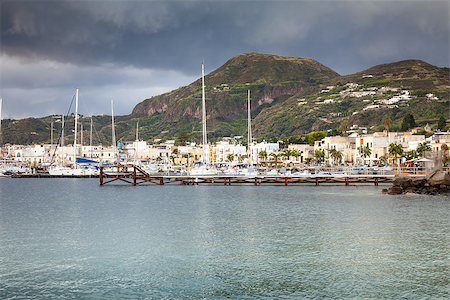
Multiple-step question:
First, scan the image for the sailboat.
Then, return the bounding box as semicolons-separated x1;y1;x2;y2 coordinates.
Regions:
48;89;98;176
189;63;218;176
223;90;259;178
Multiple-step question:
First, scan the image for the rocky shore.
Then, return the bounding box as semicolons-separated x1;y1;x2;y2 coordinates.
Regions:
383;170;450;195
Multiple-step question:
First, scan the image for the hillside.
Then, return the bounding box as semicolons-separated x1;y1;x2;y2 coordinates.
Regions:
1;54;448;145
253;60;449;139
131;52;339;139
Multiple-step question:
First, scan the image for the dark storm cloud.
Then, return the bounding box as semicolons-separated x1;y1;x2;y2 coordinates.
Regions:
0;0;449;118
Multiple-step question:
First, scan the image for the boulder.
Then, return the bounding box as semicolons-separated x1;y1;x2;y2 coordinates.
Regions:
393;175;413;189
387;186;403;195
404;186;418;194
428;171;450;187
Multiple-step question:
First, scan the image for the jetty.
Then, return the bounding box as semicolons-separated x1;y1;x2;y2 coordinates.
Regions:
97;165;420;186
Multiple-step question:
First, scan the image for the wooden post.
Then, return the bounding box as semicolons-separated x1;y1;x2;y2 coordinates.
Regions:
159;177;164;185
133;166;137;186
99;166;104;185
284;178;288;186
345;177;349;186
375;178;379;186
315;178;319;186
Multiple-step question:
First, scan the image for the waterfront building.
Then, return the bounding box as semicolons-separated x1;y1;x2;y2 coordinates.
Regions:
314;136;356;165
212;141;246;163
287;144;314;163
250;142;279;163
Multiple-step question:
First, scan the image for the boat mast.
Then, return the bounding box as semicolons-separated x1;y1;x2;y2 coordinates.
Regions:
135;121;139;161
73;88;79;166
247;89;252;164
50;121;54;145
61;115;65;147
0;98;2;146
111;100;116;161
80;122;83;147
74;89;79;146
90;116;93;158
136;121;139;141
201;63;209;164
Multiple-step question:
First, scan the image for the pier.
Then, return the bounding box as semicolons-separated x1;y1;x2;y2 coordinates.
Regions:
98;165;412;186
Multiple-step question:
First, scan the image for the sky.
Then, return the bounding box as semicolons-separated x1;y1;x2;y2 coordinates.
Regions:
1;0;449;119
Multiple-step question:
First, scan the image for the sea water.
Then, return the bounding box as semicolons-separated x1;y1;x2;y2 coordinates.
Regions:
0;179;448;299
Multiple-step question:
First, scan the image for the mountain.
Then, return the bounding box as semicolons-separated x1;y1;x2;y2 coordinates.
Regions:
252;60;449;139
131;52;339;139
1;54;448;145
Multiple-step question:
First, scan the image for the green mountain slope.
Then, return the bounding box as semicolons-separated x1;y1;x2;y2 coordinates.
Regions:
253;60;449;139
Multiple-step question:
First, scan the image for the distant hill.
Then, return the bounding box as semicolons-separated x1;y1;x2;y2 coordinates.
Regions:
253;60;449;139
1;54;448;145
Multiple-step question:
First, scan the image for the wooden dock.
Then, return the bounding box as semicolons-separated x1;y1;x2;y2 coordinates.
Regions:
99;165;412;186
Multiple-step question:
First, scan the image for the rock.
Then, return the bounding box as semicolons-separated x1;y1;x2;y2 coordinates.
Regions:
387;186;403;195
393;175;413;189
412;179;427;187
404;186;418;194
382;188;388;194
428;171;450;187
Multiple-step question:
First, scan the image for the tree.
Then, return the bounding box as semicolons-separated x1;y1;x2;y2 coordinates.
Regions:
282;149;293;161
258;150;268;161
269;152;279;161
290;150;301;162
416;142;431;157
314;149;325;163
404;150;418;161
362;146;372;158
329;149;342;165
182;153;190;166
437;115;446;131
339;119;350;136
307;131;327;145
269;152;280;166
382;115;392;135
227;153;234;162
389;143;404;168
401;113;416;131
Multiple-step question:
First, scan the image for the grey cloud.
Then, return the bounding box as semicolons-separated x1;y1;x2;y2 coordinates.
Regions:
0;0;448;118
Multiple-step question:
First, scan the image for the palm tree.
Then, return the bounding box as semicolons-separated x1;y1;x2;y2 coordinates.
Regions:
379;156;387;166
389;143;403;169
404;150;418;161
182;153;190;166
362;146;372;158
269;152;280;166
259;150;268;161
329;149;342;165
282;149;293;161
416;142;431;157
